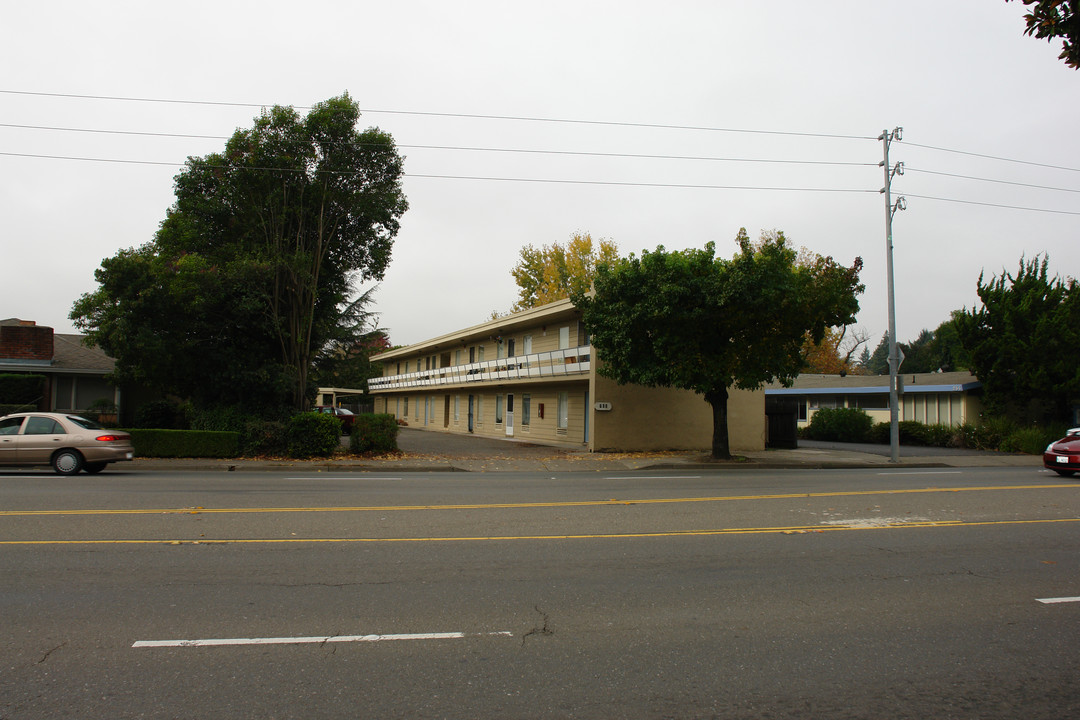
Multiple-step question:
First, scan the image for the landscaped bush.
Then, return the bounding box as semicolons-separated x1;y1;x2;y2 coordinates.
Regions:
286;412;342;459
240;419;289;457
806;407;873;442
1000;425;1069;455
350;414;399;454
127;429;239;458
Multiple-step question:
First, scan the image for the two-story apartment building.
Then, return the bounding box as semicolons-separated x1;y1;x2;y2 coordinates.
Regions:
369;298;765;453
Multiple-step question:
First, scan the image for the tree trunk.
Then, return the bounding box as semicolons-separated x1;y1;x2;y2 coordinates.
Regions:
704;387;731;460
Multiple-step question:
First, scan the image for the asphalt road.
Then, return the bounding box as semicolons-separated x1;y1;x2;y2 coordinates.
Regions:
2;466;1079;719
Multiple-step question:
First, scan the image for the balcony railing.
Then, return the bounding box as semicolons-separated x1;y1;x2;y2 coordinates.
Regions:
369;346;591;392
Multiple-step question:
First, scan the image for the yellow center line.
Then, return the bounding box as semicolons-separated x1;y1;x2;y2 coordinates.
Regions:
0;484;1076;517
2;517;1078;545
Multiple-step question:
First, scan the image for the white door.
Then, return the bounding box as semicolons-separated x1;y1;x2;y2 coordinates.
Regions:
505;394;515;437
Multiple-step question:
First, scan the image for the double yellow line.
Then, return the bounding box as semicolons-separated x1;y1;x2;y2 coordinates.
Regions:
2;483;1076;518
2;516;1079;545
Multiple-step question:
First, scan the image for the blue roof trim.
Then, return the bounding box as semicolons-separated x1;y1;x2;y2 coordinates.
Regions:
766;382;981;396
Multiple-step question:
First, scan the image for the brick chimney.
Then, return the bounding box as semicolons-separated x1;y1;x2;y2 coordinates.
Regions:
0;321;54;361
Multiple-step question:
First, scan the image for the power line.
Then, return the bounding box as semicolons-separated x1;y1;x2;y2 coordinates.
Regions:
904;167;1080;194
0;122;876;169
904;141;1080;173
0;89;875;141
899;192;1080;216
0;151;877;193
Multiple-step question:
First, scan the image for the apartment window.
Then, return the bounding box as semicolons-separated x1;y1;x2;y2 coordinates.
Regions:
455;349;462;366
469;346;476;363
522;394;531;426
496;395;504;424
454;395;460;422
523;335;533;355
478;346;485;362
557;392;569;430
507;338;515;357
476;396;483;424
497;340;505;360
404;360;410;374
403;397;409;417
559;326;570;349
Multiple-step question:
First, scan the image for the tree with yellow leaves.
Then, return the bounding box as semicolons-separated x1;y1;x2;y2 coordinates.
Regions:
510;232;619;312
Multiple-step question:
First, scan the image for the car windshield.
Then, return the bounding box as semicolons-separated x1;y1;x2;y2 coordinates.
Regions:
337;408;355;415
66;415;104;430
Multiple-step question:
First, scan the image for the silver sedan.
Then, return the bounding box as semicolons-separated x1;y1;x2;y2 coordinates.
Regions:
0;412;134;474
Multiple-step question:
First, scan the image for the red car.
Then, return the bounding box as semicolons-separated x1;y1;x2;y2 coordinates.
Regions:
313;406;356;435
1043;428;1080;477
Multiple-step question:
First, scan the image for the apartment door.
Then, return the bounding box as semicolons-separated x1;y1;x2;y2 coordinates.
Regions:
467;395;474;433
505;393;515;437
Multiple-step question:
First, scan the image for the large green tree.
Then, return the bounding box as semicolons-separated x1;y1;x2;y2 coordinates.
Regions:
576;229;863;459
954;254;1079;423
72;93;408;412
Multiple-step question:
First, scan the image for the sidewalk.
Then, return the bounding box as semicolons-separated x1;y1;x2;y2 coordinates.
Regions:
127;434;1044;474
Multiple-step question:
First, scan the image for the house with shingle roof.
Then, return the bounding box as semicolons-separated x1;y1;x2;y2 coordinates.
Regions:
0;318;121;417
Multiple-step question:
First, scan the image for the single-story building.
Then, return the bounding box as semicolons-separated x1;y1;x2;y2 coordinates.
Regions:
368;298;765;453
765;371;983;428
0;318;121;418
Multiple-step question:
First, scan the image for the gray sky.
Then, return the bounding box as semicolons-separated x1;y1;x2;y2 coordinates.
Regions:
3;0;1077;353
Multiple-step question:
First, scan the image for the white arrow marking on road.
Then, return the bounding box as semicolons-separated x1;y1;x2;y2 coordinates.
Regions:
1036;596;1080;604
133;631;513;648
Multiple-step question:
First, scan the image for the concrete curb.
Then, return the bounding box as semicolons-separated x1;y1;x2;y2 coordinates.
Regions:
123;450;1045;473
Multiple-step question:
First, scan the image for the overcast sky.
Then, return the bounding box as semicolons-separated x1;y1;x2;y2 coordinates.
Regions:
3;1;1077;354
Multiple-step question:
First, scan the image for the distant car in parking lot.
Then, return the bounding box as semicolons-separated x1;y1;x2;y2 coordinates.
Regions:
0;412;134;475
313;405;356;435
1044;428;1080;477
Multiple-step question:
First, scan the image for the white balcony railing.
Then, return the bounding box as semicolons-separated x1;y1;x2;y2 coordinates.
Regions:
368;345;591;392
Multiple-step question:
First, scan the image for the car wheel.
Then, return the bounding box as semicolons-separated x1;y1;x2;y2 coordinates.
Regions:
83;462;107;474
52;449;84;475
1052;469;1076;477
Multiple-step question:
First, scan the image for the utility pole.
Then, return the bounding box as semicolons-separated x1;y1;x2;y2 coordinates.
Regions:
880;127;905;463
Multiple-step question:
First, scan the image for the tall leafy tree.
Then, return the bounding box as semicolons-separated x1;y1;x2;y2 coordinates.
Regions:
73;94;408;412
576;229;863;459
1007;0;1080;68
511;232;618;312
955;254;1079;423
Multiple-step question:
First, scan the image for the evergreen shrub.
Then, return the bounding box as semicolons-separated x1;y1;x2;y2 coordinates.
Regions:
806;407;873;442
286;412;342;458
350;414;399;454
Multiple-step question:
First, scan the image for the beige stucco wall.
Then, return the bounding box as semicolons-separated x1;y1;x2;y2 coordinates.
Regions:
374;381;591;446
589;370;765;453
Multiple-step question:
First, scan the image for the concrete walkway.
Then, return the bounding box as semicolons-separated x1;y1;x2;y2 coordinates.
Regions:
126;428;1046;473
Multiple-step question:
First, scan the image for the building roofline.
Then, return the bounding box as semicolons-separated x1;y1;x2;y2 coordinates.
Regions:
372;298;579;362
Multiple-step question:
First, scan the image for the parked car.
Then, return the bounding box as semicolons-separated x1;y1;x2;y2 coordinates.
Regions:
0;412;134;475
1043;428;1080;477
313;406;356;435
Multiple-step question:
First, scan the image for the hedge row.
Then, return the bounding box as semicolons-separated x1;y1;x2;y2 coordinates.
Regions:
803;407;1069;454
126;429;240;458
121;412;400;458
